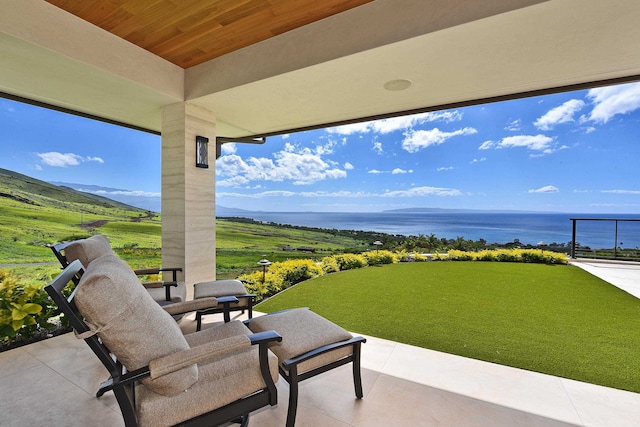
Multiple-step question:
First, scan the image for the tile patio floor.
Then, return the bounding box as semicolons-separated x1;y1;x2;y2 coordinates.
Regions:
2;261;640;426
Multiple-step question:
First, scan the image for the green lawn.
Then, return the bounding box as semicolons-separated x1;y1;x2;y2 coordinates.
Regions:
256;262;640;393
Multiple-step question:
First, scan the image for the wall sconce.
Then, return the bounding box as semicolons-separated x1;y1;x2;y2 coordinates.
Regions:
196;135;209;168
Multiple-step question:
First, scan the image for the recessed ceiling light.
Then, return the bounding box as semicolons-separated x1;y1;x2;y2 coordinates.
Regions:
384;79;412;91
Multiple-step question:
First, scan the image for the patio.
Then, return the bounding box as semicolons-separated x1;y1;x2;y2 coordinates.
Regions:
2;1;640;424
2;260;640;427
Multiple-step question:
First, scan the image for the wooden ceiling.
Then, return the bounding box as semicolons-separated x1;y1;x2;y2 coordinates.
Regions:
45;0;373;68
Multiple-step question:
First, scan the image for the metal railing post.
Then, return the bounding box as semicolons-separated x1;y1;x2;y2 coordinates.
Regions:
614;220;619;258
571;219;577;259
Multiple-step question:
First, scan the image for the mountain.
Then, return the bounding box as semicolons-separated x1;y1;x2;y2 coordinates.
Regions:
50;181;161;212
0;168;142;211
50;181;250;215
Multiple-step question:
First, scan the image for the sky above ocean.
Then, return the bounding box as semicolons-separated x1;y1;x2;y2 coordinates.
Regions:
1;82;640;214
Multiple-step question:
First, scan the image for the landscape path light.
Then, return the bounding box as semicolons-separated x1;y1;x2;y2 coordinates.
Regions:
257;256;272;284
538;241;547;255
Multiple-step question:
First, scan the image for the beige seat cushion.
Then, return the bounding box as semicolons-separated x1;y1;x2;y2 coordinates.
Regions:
74;254;197;396
64;234;114;267
194;279;247;298
137;321;279;427
247;308;354;374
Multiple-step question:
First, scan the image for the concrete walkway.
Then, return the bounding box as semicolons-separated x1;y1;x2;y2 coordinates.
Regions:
569;258;640;299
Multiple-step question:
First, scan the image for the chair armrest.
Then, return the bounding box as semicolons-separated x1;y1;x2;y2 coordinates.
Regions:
248;330;283;346
216;295;240;304
281;336;366;369
149;334;251;380
134;267;183;282
141;281;164;289
161;297;225;315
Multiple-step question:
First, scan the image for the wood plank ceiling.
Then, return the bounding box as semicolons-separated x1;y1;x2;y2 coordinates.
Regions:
45;0;374;68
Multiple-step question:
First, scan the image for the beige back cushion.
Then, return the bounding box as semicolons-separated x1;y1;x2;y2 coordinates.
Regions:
74;254;198;396
64;235;114;267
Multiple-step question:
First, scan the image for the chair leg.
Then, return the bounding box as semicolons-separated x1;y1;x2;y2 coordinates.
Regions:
231;413;249;427
195;311;203;331
286;367;299;427
352;342;364;399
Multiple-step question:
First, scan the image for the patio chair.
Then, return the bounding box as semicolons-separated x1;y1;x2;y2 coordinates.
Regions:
45;257;282;427
49;235;185;303
193;279;257;328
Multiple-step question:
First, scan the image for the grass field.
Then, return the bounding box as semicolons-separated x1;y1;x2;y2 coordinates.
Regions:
256;262;640;394
0;194;372;282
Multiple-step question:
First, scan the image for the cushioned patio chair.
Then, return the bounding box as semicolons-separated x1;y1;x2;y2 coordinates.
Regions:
194;279;257;327
49;235;185;303
45;258;281;427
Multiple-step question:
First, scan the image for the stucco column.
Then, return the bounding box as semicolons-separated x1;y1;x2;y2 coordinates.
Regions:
161;102;216;300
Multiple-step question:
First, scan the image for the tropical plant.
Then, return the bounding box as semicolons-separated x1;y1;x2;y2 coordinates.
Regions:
0;269;60;343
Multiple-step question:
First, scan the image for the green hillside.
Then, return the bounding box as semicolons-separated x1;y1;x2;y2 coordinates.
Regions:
0;168;373;280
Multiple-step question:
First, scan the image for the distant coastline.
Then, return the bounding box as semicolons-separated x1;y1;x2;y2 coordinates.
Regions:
218;209;640;248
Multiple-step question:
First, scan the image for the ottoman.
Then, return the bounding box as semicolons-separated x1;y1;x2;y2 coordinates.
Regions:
193;279;256;329
245;308;366;427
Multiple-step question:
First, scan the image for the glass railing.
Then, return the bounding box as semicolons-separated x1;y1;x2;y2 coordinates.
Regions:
570;218;640;261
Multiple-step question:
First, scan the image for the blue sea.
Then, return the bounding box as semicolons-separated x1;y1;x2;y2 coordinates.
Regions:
230;211;640;248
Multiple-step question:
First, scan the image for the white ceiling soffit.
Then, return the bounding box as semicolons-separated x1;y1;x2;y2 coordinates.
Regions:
189;0;640;138
0;0;183;132
0;33;182;132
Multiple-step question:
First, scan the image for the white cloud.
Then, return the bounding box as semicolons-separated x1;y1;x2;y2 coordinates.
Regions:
478;140;494;150
326;110;463;135
504;119;522;131
326;121;372;135
528;185;559;193
471;158;486;164
587;82;640;123
381;186;462;197
344;162;354;170
216;142;348;186
218;186;463;200
495;134;554;151
401;127;477;153
368;169;384;174
371;141;383;154
437;166;454;171
221;143;237;155
534;99;585;130
392;168;413;174
37;152;84;167
601;189;640;195
88;189;161;198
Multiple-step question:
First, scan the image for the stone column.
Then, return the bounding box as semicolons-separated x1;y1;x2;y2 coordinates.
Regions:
161;102;216;300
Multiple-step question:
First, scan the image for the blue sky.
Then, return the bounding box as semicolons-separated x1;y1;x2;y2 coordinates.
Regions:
2;82;640;214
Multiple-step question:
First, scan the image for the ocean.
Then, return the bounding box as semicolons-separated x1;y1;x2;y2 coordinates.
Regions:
227;211;640;248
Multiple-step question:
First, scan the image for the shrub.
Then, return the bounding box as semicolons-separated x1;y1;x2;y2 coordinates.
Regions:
439;249;567;265
447;250;474;261
361;250;395;265
333;253;368;270
268;259;322;287
238;259;322;300
320;256;340;274
0;269;60;343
